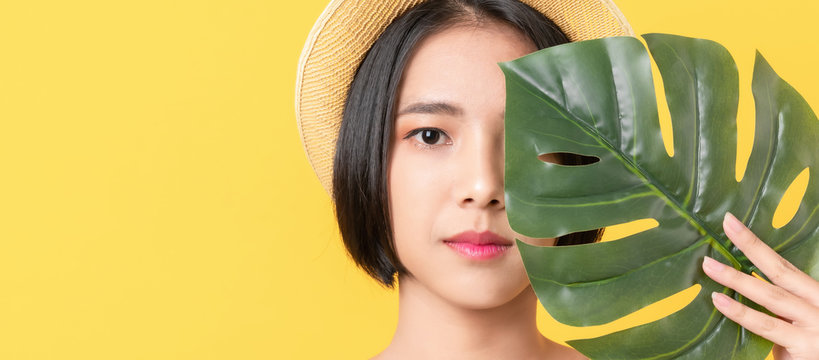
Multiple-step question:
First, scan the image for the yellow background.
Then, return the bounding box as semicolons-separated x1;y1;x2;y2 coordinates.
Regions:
0;0;816;359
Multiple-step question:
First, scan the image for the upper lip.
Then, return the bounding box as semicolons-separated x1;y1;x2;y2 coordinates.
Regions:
444;231;513;245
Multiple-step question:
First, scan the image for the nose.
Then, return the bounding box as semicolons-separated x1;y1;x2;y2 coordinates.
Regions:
455;128;505;210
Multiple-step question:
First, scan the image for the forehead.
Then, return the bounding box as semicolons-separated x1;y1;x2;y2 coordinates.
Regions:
397;21;537;100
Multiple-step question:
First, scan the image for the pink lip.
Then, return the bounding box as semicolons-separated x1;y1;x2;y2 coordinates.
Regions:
443;231;512;260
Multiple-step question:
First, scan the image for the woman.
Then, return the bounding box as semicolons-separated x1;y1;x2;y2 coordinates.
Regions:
296;0;819;358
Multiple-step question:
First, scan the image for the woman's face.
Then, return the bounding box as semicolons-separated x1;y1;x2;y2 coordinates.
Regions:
388;20;556;309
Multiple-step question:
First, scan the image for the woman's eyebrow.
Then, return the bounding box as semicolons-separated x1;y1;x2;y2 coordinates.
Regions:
397;101;463;116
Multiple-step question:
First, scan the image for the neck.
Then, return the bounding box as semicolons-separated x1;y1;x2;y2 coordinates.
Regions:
376;275;579;360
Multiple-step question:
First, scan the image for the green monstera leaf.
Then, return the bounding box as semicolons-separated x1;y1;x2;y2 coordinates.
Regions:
501;33;819;359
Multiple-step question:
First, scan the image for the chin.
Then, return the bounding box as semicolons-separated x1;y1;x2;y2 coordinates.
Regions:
439;272;533;311
396;245;538;311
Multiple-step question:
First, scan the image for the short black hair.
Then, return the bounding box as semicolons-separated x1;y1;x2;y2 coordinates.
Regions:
333;0;603;288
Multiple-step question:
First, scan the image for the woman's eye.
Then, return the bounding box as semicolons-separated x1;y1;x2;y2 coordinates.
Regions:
405;128;449;147
419;129;441;144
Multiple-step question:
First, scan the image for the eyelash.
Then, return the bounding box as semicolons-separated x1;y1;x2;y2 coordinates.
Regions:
403;127;451;150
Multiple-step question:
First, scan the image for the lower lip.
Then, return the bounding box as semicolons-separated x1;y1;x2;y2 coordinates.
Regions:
444;241;510;260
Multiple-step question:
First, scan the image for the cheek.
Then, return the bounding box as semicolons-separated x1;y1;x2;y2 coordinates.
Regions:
388;145;450;208
387;150;450;254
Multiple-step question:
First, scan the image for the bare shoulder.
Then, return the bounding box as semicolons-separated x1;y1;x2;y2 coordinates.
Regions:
541;338;588;360
369;345;394;360
369;337;587;359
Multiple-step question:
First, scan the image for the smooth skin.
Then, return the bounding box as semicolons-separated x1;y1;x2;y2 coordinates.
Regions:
375;17;819;360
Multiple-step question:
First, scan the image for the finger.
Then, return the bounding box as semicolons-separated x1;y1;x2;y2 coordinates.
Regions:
711;291;801;348
723;212;819;303
703;256;819;324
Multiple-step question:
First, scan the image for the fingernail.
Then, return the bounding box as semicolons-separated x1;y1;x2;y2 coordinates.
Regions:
723;212;745;236
702;256;726;274
711;292;732;309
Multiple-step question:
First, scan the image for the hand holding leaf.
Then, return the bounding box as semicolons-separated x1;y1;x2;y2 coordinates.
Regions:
706;213;819;360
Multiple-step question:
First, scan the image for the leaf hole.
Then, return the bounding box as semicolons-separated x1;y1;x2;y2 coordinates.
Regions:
538;152;600;166
644;39;675;158
537;284;700;342
772;167;810;229
600;218;659;242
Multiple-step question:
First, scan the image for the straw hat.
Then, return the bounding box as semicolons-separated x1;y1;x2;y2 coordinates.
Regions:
296;0;635;196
